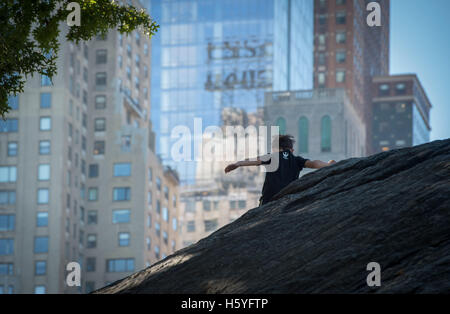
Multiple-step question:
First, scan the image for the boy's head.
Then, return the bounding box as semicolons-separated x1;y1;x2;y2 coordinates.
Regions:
272;135;295;152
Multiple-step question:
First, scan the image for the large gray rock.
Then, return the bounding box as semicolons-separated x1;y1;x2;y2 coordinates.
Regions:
95;139;450;294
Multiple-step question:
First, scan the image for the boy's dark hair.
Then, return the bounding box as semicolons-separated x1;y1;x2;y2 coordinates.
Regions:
273;135;295;151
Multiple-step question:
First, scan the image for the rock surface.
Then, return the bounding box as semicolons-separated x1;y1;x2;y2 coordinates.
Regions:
95;139;450;294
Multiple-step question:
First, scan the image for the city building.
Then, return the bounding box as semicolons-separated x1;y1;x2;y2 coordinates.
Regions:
145;0;314;184
264;88;366;173
0;0;179;294
314;0;390;155
371;74;432;153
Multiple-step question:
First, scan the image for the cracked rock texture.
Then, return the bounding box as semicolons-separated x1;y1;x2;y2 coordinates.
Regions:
95;139;450;294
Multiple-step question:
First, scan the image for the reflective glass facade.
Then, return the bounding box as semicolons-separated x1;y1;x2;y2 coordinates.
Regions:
146;0;313;183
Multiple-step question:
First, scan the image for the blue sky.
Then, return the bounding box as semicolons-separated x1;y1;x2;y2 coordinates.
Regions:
390;0;450;141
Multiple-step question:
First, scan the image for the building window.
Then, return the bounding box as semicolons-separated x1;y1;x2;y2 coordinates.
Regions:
34;286;46;294
87;234;97;248
106;258;134;272
113;187;131;201
83;68;88;84
40;117;51;131
36;212;48;227
163;231;168;245
135;54;140;67
298;117;309;153
118;55;123;68
113;209;131;224
162;207;169;222
321;115;332;152
93;141;105;155
87;210;97;225
39;141;51;155
94;118;106;132
336;51;346;63
37;188;49;204
35;261;47;275
336;70;346;83
318;72;326;87
7;96;19;110
95;95;106;109
0;215;15;231
40;93;51;108
336;11;346;24
156;200;161;213
38;164;51;181
144;43;149;55
187;221;195;232
135;77;140;90
96;49;107;64
0;191;16;205
86;257;96;272
204;219;218;232
379;84;390;96
88;188;98;201
41;75;52;86
318;34;326;45
203;200;211;212
156;177;161;190
118;232;130;247
126;66;131;80
114;163;131;177
318;14;327;25
0;239;14;255
395;83;407;95
0;166;16;183
0;263;14;275
275;117;286;135
318;53;326;65
127;44;132;58
155;222;161;237
89;164;99;178
82;136;86;151
7;142;18;156
95;72;107;86
238;200;246;209
34;236;49;253
121;135;131;152
146;237;151;251
336;31;346;44
135;32;140;46
0;119;18;133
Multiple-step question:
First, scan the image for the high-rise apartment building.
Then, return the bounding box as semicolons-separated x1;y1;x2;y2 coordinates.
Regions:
371;74;432;153
0;0;179;294
145;0;314;184
314;0;390;155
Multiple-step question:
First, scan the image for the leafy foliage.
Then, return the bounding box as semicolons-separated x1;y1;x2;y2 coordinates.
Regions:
0;0;159;117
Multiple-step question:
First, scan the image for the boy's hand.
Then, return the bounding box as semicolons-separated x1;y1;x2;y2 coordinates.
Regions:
224;163;239;173
328;160;337;165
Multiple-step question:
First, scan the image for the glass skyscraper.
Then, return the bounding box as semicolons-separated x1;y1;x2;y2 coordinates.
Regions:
146;0;313;184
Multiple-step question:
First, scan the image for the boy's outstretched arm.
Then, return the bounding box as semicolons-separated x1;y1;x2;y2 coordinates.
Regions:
224;159;263;173
305;159;336;169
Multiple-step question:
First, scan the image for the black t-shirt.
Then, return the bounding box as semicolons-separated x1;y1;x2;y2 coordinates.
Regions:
259;150;309;205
